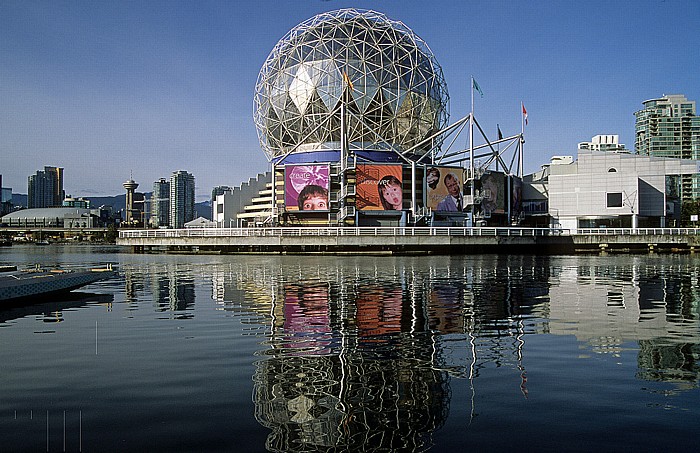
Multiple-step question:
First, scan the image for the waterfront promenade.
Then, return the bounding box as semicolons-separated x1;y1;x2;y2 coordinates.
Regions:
117;227;700;254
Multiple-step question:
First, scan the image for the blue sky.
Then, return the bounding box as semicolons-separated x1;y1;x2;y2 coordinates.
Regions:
1;0;699;199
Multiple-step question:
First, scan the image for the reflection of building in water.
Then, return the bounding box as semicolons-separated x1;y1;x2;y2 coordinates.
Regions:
210;264;281;332
547;259;700;386
149;266;196;312
637;340;700;387
247;256;554;452
253;272;451;452
200;255;692;450
122;265;196;312
166;273;195;312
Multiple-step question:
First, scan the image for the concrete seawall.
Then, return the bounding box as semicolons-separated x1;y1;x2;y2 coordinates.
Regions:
116;227;700;255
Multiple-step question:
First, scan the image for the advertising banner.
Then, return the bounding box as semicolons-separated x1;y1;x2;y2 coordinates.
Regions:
480;172;505;214
510;175;523;216
356;164;403;211
425;166;465;212
285;164;330;211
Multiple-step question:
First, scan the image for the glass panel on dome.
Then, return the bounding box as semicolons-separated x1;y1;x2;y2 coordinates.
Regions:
316;60;342;111
270;79;288;118
358;74;379;114
288;64;314;114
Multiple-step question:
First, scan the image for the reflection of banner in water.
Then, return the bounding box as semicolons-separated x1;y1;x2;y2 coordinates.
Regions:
428;285;464;333
356;164;402;211
283;283;331;354
285;165;330;211
356;286;403;337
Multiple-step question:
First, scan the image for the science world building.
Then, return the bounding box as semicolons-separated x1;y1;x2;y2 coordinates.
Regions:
254;8;521;227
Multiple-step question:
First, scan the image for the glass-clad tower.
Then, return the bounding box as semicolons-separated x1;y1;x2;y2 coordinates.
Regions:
635;94;700;201
169;171;195;228
151;178;170;228
28;166;64;208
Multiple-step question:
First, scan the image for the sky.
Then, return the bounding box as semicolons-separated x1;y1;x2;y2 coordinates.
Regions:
1;0;699;200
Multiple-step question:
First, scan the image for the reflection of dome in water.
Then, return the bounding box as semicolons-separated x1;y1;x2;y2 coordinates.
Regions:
254;8;449;161
253;354;449;452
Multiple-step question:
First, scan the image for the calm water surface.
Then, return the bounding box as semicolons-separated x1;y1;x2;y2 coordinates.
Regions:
0;245;698;452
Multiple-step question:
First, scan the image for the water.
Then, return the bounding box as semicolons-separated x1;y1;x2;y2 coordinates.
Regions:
0;245;699;452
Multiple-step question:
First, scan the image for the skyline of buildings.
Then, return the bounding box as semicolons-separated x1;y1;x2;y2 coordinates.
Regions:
2;93;699;198
2;92;700;229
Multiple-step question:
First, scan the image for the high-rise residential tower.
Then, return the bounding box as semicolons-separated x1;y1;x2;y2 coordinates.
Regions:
634;94;700;201
27;166;64;208
150;178;170;228
169;171;195;228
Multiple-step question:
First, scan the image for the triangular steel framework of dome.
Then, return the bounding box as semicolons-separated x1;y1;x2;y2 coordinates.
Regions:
254;9;450;163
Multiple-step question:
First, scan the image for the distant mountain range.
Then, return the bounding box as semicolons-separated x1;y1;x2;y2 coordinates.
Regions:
10;193;212;220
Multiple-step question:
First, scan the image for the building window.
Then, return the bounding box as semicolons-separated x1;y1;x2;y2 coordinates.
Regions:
608;168;617;172
607;192;623;208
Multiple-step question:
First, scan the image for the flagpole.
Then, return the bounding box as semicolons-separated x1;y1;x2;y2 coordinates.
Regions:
470;76;475;221
520;102;525;178
520;102;524;178
496;124;500;173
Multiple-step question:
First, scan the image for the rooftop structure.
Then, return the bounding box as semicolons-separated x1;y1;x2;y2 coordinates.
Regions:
62;196;91;209
578;135;627;152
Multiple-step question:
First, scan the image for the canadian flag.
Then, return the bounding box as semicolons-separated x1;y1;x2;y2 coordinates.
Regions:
522;103;528;126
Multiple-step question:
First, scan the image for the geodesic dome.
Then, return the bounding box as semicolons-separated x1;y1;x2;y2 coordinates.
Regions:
254;8;449;162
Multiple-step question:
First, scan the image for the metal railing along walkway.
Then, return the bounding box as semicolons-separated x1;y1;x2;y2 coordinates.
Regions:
576;228;700;236
119;227;568;239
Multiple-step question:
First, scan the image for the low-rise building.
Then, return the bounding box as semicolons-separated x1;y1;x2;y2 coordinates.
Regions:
0;207;117;229
526;149;699;230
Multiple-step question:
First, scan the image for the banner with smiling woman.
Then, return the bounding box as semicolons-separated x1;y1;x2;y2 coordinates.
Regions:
356;164;403;211
285;164;330;211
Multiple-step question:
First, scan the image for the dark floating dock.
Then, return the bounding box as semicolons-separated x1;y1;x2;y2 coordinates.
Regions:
117;227;700;255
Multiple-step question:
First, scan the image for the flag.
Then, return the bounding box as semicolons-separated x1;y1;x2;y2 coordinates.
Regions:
342;72;354;91
497;124;503;140
473;78;483;97
522;103;528;125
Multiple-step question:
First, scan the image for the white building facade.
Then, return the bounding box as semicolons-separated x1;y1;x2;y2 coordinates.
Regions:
547;150;699;230
578;135;627;152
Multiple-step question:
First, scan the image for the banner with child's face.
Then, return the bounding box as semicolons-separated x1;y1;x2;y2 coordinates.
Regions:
285;164;330;211
356;164;403;211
